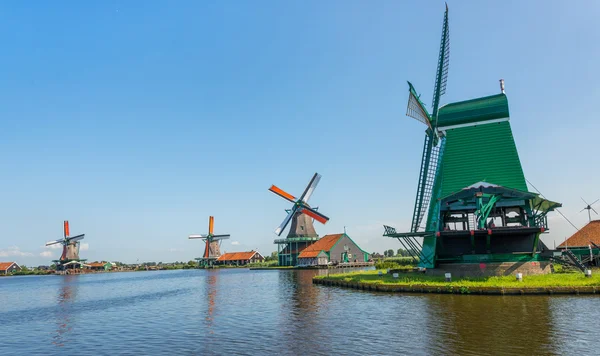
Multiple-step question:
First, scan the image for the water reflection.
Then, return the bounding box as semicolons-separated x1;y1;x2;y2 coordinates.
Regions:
424;295;556;355
53;275;79;347
206;272;217;334
277;270;330;354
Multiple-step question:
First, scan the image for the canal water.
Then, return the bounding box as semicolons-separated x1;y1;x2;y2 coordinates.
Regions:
1;269;599;355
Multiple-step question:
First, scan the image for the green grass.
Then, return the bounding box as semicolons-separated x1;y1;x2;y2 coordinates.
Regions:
315;269;600;288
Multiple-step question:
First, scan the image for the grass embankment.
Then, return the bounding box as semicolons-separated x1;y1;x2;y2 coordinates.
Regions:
314;269;600;295
316;269;600;288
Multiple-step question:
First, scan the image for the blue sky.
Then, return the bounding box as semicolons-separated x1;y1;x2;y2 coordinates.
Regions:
1;1;599;265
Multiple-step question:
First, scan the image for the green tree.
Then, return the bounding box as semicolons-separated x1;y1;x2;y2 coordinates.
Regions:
265;251;278;262
387;249;394;257
397;248;410;257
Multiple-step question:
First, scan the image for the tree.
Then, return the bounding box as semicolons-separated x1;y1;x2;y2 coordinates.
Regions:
387;249;394;257
397;248;410;257
265;251;278;262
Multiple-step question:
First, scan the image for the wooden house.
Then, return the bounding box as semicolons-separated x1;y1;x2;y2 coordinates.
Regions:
297;233;369;266
216;251;264;266
0;262;21;275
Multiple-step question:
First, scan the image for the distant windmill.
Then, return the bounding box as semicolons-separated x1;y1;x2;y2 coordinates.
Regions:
45;221;86;269
189;216;230;267
269;172;330;236
580;198;599;222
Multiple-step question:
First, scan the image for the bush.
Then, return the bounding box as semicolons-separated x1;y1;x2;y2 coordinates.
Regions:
375;261;402;270
383;257;417;266
247;260;279;268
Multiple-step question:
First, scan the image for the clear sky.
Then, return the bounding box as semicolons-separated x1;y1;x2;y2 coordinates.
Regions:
1;1;599;265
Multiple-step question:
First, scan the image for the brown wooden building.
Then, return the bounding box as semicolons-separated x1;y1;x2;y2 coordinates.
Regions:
216;251;264;266
297;233;370;266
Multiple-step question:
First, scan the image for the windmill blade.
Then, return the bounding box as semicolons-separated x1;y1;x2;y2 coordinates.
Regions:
300;173;321;203
301;206;329;224
212;234;230;240
275;207;296;236
406;82;432;128
204;239;210;258
592;207;599;215
66;234;85;243
581;197;590;206
189;234;208;239
581;208;587;213
591;199;599;206
208;216;214;235
431;3;450;124
64;220;70;237
269;185;296;203
46;239;64;246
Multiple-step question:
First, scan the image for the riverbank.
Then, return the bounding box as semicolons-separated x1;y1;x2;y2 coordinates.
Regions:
313;270;600;295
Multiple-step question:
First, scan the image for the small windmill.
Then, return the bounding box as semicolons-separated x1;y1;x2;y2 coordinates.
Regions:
269;172;330;236
189;216;230;267
45;221;86;268
580;198;599;222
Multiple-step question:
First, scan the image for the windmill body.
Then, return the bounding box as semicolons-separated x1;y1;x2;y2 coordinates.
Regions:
45;221;87;270
384;5;561;274
189;216;230;268
269;173;329;266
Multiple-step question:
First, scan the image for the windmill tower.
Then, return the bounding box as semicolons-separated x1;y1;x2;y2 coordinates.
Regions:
189;216;230;268
383;5;561;273
580;198;599;222
269;172;330;266
45;221;86;270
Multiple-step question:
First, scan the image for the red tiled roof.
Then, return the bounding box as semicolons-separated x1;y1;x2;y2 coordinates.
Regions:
217;251;260;261
298;250;325;258
88;262;106;268
297;234;344;257
0;262;18;271
558;220;600;248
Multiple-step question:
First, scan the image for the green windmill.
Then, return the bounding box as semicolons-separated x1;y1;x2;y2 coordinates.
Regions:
384;5;561;274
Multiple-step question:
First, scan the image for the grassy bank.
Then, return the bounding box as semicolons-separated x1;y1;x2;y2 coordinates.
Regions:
315;269;600;289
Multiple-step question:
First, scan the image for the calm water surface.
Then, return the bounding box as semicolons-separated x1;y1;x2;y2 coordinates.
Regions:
1;269;599;355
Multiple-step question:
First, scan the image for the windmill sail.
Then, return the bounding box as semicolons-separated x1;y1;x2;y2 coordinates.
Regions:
408;5;450;233
406;82;431;128
431;4;450;122
269;172;329;236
